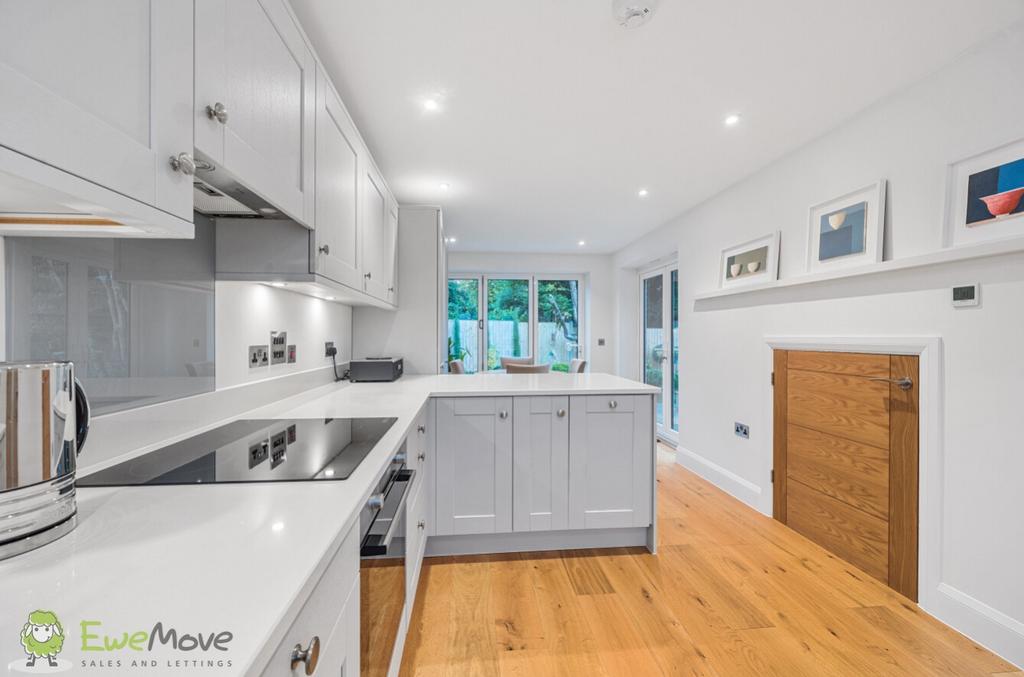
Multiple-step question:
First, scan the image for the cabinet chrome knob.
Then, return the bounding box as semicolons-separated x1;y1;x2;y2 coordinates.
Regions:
499;411;509;420
367;493;384;510
388;286;395;293
364;272;372;279
556;409;566;418
206;101;229;124
417;425;426;434
318;244;330;255
609;400;618;409
168;152;196;176
290;636;320;675
417;452;425;462
417;520;425;530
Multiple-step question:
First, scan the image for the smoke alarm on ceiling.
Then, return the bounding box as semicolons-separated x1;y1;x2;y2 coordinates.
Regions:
612;0;657;28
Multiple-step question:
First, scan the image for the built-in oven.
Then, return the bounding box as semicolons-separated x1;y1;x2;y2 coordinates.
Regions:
359;443;414;677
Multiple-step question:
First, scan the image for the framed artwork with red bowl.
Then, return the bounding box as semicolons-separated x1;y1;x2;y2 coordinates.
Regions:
944;137;1024;248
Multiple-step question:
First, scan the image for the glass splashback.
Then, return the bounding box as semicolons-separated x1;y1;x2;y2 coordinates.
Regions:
5;217;216;415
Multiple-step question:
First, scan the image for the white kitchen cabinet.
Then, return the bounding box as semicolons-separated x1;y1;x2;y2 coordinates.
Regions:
512;396;570;532
434;397;513;535
195;0;315;226
405;472;428;607
568;395;654;530
0;0;194;237
361;160;394;301
353;207;448;374
313;66;363;290
260;520;359;675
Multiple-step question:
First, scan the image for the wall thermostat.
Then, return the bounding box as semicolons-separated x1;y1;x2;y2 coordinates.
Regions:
952;284;979;307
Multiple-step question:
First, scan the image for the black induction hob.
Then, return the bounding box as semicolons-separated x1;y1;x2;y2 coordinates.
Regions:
78;417;397;487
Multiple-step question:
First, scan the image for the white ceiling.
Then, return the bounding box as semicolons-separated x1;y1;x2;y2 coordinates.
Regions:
290;0;1024;254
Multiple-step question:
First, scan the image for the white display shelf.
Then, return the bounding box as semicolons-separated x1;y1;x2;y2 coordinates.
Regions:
693;236;1024;306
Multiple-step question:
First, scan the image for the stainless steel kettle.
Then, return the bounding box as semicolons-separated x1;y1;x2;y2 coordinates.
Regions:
0;361;90;560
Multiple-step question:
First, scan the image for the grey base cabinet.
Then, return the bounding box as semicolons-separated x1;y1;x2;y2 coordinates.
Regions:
434;397;513;535
512;396;569;532
568;395;653;529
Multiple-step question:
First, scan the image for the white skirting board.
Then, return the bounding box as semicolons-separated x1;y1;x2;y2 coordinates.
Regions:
675;446;766;514
424;527;651;557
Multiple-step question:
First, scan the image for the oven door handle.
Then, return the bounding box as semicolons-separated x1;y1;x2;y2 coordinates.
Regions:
361;468;415;556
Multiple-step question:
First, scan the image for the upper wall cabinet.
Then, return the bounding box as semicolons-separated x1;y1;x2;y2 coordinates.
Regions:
313;67;363;290
195;0;315;227
362;161;397;302
0;0;194;237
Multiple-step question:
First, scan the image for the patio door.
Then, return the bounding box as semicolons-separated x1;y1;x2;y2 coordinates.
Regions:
641;265;679;442
447;275;584;372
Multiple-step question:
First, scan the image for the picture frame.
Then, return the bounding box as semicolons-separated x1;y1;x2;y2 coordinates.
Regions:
806;180;886;273
943;137;1024;248
719;232;780;289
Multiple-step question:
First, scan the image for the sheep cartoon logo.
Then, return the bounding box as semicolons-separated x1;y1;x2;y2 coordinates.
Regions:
9;610;72;673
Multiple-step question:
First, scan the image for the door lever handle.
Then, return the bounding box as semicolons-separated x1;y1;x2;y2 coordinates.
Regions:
868;376;913;391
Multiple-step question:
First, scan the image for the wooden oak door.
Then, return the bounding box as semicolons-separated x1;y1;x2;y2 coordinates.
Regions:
773;350;919;600
434;397;513;535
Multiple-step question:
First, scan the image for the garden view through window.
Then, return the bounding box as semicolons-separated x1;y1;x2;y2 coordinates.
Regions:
448;276;581;372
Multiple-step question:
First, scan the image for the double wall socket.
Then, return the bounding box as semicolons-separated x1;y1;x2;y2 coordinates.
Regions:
734;422;750;439
249;345;269;368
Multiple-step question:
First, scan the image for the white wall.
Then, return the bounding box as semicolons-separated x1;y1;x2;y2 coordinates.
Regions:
448;251;616;373
215;281;352;389
612;25;1024;665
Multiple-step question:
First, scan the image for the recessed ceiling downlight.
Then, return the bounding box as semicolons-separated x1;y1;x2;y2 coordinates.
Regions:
423;98;439;112
612;0;657;28
724;113;742;127
638;188;649;198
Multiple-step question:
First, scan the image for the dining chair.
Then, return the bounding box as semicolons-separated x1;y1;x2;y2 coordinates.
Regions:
448;359;465;374
500;356;535;369
568;359;587;374
505;363;551;374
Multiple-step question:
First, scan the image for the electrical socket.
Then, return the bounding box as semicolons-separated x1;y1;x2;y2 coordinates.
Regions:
249;345;269;368
270;331;287;365
734;422;750;439
325;341;336;357
287;344;296;364
248;440;269;469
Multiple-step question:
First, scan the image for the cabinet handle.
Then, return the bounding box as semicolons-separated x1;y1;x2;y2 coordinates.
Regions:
417;425;426;433
499;411;509;420
364;272;372;279
556;409;566;418
290;636;320;675
417;452;425;462
206;101;229;124
868;376;914;391
388;286;395;293
318;244;330;255
609;400;618;409
367;493;385;510
417;520;426;530
168;152;196;176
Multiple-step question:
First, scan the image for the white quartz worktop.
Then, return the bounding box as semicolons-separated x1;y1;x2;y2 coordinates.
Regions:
0;372;654;675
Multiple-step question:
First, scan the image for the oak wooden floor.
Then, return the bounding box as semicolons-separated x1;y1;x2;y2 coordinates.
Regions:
399;446;1021;676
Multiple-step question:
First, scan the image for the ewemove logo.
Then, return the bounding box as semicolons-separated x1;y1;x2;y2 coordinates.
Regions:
8;612;235;673
10;609;72;673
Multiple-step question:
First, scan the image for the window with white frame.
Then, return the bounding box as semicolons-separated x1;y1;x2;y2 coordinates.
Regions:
446;274;584;372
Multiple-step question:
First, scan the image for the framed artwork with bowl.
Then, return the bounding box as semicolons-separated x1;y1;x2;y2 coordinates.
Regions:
944;137;1024;248
805;180;886;273
719;232;780;289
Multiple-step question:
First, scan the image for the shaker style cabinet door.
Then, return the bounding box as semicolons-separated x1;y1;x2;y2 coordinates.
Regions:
0;0;194;223
361;161;391;301
512;396;570;532
195;0;315;225
434;397;513;535
313;67;363;290
568;395;654;529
